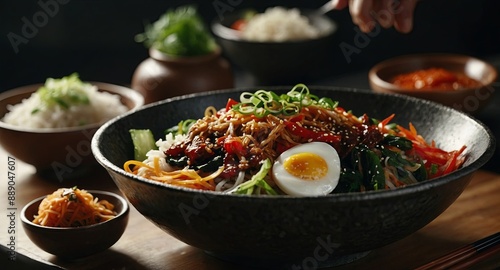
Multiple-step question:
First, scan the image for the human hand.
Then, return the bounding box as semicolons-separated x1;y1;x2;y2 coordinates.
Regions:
331;0;418;33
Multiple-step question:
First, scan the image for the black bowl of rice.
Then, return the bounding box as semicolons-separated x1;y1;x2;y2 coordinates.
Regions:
0;74;144;181
91;85;494;268
212;6;338;85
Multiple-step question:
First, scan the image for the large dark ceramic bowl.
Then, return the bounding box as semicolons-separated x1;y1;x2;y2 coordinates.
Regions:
91;86;494;268
211;8;337;85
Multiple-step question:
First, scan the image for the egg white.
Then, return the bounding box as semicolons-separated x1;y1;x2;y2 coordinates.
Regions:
272;142;341;196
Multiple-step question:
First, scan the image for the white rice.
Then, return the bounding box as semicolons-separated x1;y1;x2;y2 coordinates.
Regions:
137;133;187;175
3;83;128;129
241;7;321;42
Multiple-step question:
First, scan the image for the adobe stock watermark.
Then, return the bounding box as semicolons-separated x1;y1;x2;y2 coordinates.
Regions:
291;234;341;270
452;83;497;113
178;192;216;225
6;156;17;262
339;0;404;64
7;0;70;54
212;0;243;20
50;129;94;182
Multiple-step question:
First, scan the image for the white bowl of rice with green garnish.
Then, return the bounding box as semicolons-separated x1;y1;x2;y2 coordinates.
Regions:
0;74;144;179
3;73;130;129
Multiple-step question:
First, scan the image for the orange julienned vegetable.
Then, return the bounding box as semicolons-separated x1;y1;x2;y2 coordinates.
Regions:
32;187;116;227
124;157;223;191
396;123;466;178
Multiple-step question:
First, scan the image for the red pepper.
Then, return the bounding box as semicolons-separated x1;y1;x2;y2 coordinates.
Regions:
288;114;305;122
225;98;239;112
412;144;450;165
275;142;291;155
223;137;246;156
231;19;246;31
284;120;341;145
336;107;346;113
442;145;466;175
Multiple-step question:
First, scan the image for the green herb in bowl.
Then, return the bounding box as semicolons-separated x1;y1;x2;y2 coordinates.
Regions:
34;73;90;113
135;5;216;56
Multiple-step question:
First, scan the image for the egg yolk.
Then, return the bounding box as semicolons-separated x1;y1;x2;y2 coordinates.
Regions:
283;152;328;180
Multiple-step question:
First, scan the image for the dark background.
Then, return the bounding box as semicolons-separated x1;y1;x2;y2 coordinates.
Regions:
1;0;500;92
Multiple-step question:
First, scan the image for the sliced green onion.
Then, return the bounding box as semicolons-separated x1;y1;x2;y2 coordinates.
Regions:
254;107;268;118
233;84;340;117
233;103;255;115
240;92;255;103
318;97;338;109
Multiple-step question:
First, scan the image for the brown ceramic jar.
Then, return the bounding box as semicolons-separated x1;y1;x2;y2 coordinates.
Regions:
131;47;234;104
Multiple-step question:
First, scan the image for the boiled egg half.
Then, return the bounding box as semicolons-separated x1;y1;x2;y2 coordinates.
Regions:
272;142;341;196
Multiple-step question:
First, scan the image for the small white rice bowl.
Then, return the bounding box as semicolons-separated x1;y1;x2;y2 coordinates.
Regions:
241;7;321;42
2;84;128;129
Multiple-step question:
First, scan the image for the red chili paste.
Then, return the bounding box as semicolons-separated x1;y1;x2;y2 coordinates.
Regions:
391;68;482;91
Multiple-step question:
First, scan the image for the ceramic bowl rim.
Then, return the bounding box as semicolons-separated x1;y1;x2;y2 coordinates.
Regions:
20;189;129;231
368;53;498;94
0;82;144;133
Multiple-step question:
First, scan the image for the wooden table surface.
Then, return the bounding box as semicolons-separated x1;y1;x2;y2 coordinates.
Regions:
1;145;500;270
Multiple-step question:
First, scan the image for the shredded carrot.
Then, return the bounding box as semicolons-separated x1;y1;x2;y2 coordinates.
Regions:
396;123;467;178
442;145;467;175
32;187;116;227
378;113;395;131
125;156;223;191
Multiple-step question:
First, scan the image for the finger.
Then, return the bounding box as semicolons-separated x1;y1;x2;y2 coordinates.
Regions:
331;0;349;10
349;0;375;32
373;0;395;29
394;0;418;33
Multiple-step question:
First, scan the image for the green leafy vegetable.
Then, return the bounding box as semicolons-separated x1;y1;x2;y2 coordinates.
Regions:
231;159;277;195
336;168;363;193
165;119;196;137
350;145;385;191
32;73;90;114
383;135;413;150
135;5;216;56
130;129;157;161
